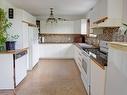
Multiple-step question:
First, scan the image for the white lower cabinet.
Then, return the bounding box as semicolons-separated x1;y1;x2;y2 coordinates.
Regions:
90;60;106;95
15;54;27;86
39;44;74;59
74;45;82;72
0;54;14;89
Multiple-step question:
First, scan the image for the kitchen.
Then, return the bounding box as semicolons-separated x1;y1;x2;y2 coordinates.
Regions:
0;0;127;95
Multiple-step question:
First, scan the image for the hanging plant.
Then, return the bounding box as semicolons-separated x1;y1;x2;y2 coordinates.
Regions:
0;8;12;45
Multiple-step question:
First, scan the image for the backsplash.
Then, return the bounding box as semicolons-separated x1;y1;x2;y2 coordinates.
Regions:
39;27;127;44
86;28;127;46
39;34;82;43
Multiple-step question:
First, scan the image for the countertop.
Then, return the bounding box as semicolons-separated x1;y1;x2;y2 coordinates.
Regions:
39;42;75;44
90;54;107;70
0;48;28;54
75;43;107;70
109;42;127;51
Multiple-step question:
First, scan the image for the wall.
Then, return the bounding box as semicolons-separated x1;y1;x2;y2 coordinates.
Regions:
86;0;123;23
0;0;36;49
86;0;107;23
123;0;127;23
0;0;23;49
107;0;123;19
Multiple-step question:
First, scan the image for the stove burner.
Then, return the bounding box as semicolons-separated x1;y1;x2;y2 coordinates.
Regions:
82;48;107;61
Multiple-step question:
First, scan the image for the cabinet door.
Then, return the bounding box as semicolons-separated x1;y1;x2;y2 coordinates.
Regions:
15;55;27;86
73;20;81;34
74;46;82;72
39;44;74;58
81;19;87;35
41;21;74;34
22;22;29;48
91;60;105;95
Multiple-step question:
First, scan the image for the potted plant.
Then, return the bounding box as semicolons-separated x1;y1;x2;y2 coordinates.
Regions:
0;8;12;51
6;34;19;50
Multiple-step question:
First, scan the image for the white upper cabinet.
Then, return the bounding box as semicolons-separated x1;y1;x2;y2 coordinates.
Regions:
81;19;87;34
40;19;88;34
72;19;88;34
40;21;75;34
73;20;81;34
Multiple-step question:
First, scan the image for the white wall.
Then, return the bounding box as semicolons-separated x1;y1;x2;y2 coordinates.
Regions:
0;0;36;49
0;0;23;49
86;0;123;22
123;0;127;23
107;0;123;19
86;0;107;23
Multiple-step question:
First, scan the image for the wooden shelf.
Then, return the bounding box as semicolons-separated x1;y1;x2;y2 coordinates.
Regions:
22;21;36;27
93;17;108;24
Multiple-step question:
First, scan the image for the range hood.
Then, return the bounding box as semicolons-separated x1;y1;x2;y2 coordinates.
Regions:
91;17;122;29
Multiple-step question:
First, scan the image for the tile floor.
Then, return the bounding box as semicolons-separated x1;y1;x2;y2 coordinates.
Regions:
0;59;87;95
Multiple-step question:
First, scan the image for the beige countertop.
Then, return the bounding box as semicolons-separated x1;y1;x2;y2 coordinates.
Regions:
39;42;75;44
109;42;127;51
0;48;28;54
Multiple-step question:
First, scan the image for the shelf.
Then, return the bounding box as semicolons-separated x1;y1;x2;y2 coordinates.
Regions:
22;21;36;27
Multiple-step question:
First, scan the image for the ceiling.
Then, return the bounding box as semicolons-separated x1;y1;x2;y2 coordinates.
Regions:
8;0;98;18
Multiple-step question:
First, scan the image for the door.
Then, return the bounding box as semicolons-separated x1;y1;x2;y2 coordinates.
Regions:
22;22;29;48
28;27;39;69
32;27;39;68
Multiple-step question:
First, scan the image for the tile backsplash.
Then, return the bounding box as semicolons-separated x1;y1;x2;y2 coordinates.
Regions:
39;34;82;43
39;27;127;44
86;27;127;46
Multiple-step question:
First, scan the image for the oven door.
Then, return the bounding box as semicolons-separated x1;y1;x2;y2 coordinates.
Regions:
81;52;90;95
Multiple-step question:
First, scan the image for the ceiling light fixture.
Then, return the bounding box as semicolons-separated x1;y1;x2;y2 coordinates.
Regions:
46;8;57;23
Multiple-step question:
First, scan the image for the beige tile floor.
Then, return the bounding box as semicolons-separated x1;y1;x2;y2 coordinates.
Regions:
0;59;87;95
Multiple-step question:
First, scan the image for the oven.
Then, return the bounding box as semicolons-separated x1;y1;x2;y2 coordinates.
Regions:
80;50;91;95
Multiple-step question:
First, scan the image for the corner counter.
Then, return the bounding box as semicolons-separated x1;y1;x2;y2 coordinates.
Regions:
109;42;127;51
